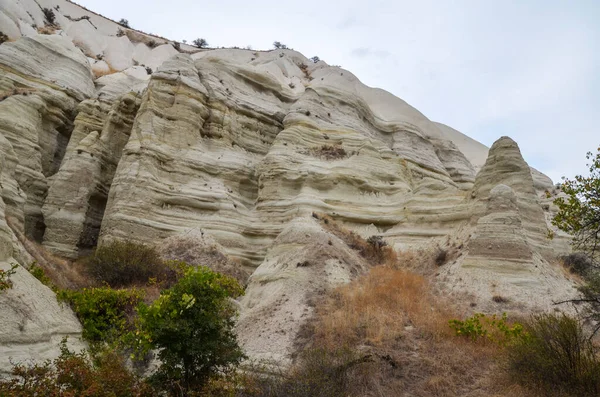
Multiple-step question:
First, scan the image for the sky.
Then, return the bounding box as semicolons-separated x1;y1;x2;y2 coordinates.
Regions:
78;0;600;183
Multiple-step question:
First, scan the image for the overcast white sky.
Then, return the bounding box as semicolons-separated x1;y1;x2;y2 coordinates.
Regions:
79;0;600;183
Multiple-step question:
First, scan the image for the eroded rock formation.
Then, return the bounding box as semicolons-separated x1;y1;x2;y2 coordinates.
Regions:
0;0;576;369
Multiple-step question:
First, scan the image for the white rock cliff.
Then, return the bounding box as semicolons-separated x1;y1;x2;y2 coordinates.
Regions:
0;0;574;369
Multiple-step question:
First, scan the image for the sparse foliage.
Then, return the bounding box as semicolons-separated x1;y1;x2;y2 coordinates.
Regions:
118;18;130;28
0;341;154;396
507;313;600;396
310;56;320;63
0;263;18;292
553;147;600;265
553;147;600;335
273;41;288;49
193;38;208;48
42;8;55;25
449;313;524;345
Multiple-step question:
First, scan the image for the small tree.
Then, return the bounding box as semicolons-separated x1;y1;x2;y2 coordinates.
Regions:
118;18;130;28
193;38;208;48
273;41;288;49
554;147;600;334
310;56;320;63
135;266;245;393
553;147;600;265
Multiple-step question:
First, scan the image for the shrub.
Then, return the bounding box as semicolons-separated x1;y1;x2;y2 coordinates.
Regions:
249;348;359;397
29;263;52;288
42;8;55;25
134;266;245;393
313;213;397;266
118;18;130;28
58;287;144;343
507;313;600;396
145;66;152;74
273;41;287;49
561;252;595;277
310;56;320;63
434;248;448;266
193;38;208;48
84;240;168;287
146;39;157;48
449;312;524;345
0;263;18;292
0;31;7;45
311;145;347;160
0;341;154;396
492;295;509;303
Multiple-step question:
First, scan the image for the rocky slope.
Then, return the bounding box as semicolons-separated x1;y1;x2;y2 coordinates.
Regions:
0;0;575;369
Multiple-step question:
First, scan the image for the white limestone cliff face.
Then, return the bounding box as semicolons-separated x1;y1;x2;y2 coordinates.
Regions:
0;0;576;370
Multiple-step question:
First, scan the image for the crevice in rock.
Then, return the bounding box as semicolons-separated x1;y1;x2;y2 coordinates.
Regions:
76;192;108;256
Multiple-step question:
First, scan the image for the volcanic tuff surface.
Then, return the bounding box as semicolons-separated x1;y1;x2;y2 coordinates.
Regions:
0;0;575;368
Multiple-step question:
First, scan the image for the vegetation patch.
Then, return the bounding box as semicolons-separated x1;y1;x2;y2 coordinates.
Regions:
449;312;523;345
309;145;347;161
0;341;154;396
0;263;18;292
57;287;144;342
507;313;600;396
312;213;397;266
131;266;244;393
84;240;173;288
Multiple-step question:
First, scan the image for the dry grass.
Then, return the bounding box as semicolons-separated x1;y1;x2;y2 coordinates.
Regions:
314;266;451;348
297;263;525;396
6;216;88;290
0;88;36;102
37;25;58;35
310;145;347;160
92;67;118;79
313;213;397;267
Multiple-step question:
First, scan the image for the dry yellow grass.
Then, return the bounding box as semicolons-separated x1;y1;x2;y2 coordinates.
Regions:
313;213;399;267
314;266;451;348
302;263;525;396
6;216;88;289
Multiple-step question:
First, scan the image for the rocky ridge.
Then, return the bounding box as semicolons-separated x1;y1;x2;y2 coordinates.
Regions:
0;0;575;369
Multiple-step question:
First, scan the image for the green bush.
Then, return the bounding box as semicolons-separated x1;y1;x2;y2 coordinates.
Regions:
29;263;52;288
133;266;245;393
58;287;144;343
0;263;18;292
85;240;168;287
449;312;524;345
507;313;600;396
0;340;154;396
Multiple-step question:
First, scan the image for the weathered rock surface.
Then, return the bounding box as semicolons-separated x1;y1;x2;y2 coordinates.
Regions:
0;0;576;370
236;217;368;363
0;262;84;375
436;140;576;314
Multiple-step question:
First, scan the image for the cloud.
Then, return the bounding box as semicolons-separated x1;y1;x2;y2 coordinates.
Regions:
350;47;390;59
